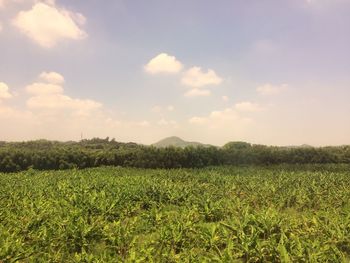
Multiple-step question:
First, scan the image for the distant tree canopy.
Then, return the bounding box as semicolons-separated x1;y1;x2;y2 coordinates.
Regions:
0;138;349;172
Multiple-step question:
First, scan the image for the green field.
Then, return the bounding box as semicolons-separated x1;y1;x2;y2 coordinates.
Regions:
1;165;350;262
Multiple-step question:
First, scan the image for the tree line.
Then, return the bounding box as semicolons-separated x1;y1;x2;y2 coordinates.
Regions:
0;139;349;172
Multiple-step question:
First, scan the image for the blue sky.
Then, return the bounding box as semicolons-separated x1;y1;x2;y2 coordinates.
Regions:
0;0;349;145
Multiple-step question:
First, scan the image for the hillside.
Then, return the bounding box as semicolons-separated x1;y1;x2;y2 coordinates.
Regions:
152;136;209;148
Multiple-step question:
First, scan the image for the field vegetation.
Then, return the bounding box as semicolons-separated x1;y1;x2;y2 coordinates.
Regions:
1;165;350;262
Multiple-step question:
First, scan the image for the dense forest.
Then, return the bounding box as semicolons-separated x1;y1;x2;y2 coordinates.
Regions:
0;138;349;172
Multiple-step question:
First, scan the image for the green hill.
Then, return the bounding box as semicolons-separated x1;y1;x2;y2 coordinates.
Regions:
152;136;208;148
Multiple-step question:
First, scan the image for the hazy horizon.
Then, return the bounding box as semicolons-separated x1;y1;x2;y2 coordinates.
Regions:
2;135;348;148
1;0;350;146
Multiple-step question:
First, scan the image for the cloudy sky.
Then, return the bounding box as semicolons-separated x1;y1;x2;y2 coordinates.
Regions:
0;0;350;146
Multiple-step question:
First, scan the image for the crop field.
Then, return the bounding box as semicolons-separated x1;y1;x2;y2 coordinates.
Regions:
1;165;350;262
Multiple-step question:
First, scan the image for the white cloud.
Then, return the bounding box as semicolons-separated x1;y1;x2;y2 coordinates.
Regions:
157;119;168;126
145;54;222;98
26;72;101;116
39;71;64;84
209;108;241;122
144;53;183;74
0;82;13;99
157;118;177;127
192;109;239;124
135;120;150;127
26;82;63;95
256;83;288;95
187;107;257;146
235;101;262;112
0;0;29;9
167;105;175;111
151;105;175;113
184;89;211;97
181;67;223;88
222;95;229;102
27;94;101;114
12;2;87;48
0;73;178;144
188;116;207;124
188;107;253;128
0;105;36;139
151;105;162;113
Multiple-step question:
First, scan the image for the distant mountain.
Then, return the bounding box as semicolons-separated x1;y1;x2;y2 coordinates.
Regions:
300;144;314;148
152;136;210;148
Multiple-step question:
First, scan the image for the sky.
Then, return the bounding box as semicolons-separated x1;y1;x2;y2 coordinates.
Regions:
0;0;350;146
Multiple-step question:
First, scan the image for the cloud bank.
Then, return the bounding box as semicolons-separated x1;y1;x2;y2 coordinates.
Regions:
181;67;223;88
144;53;183;74
256;83;288;95
26;72;101;116
13;2;87;48
0;82;13;99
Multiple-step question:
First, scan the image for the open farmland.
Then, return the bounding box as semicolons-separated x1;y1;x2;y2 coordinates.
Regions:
1;165;350;262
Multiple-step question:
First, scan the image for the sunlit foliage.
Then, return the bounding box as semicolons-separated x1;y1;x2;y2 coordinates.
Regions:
1;165;350;262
